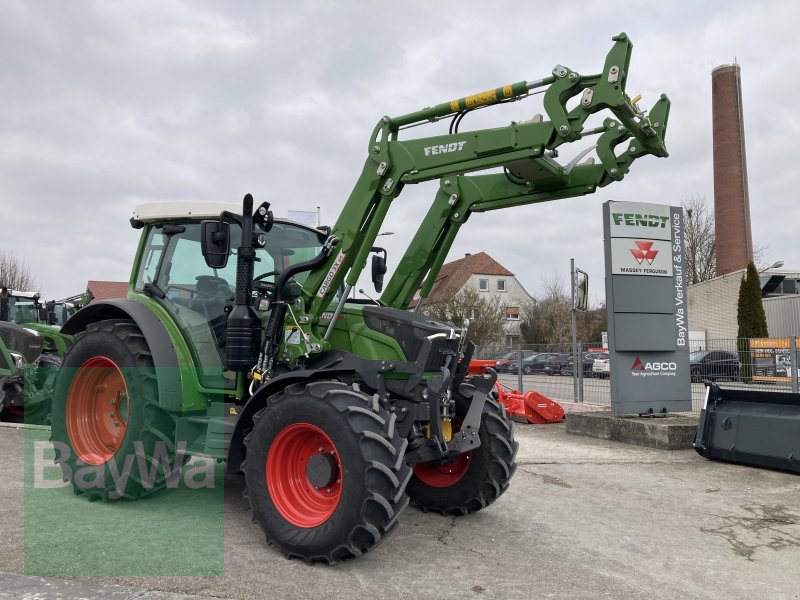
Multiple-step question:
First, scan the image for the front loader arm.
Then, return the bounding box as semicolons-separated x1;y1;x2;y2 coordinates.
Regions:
292;32;668;360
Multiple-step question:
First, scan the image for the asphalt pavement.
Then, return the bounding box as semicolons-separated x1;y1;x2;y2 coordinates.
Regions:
2;420;800;600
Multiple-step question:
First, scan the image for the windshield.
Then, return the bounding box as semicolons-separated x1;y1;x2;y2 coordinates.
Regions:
7;298;40;324
135;220;325;389
689;351;707;361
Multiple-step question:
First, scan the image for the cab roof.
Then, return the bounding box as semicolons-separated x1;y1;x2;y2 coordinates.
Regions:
132;202;242;223
7;291;40;299
130;202;327;237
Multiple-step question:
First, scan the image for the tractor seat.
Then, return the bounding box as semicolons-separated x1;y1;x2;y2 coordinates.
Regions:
193;276;232;321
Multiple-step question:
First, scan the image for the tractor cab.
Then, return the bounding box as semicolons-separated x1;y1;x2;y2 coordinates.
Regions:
131;202;330;387
0;290;45;325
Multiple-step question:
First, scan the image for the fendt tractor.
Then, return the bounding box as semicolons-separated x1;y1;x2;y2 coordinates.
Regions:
52;33;670;562
0;290;73;423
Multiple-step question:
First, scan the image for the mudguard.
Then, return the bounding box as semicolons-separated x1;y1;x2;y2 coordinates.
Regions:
694;383;800;474
61;299;184;412
226;368;352;473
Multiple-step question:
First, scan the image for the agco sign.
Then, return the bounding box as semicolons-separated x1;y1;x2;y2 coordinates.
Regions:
631;356;677;377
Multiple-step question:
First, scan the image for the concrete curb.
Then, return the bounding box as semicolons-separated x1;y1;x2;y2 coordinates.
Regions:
0;421;50;431
0;572;223;599
565;411;699;450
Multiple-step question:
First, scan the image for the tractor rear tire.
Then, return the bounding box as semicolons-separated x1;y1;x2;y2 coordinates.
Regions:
407;386;518;516
242;380;411;564
51;319;178;500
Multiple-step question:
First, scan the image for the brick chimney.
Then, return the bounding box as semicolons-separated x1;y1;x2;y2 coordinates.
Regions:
712;63;753;275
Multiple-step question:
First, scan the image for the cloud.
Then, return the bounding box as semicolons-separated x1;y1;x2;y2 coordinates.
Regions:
0;0;797;303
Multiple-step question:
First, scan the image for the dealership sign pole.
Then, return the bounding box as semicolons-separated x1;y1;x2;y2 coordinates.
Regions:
603;201;691;414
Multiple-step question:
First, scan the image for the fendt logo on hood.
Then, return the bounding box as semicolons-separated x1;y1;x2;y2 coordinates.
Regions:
629;241;659;265
631;356;677;377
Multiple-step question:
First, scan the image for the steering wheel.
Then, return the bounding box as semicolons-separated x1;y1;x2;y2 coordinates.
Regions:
253;270;279;284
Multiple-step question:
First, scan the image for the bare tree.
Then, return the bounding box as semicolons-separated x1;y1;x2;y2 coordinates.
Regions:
752;242;772;273
519;275;572;344
683;195;772;282
422;287;507;349
0;249;37;291
683;196;716;285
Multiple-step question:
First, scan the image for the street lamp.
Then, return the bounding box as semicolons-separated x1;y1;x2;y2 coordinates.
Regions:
760;260;784;273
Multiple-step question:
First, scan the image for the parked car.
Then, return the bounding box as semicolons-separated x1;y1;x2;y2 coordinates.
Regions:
689;350;739;382
494;352;517;372
521;352;560;375
563;351;606;376
544;353;571;375
592;352;610;377
501;350;537;373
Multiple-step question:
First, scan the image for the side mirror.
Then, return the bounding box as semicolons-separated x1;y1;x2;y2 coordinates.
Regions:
201;220;231;269
574;269;588;311
371;248;387;293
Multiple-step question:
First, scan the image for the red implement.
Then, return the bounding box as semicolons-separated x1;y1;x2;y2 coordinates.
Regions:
500;389;565;424
467;360;564;424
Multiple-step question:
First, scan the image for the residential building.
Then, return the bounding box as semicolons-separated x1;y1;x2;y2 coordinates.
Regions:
412;252;533;348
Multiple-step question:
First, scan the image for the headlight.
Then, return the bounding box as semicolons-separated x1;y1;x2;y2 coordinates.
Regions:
10;352;26;370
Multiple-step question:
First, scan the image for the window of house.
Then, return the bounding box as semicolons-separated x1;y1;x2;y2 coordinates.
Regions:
497;279;506;291
506;307;520;320
478;278;489;291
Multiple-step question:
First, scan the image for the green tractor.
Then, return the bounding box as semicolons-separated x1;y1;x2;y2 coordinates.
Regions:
0;289;72;423
51;33;669;562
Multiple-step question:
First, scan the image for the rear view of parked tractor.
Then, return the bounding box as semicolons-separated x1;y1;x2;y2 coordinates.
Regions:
0;289;72;423
51;33;669;562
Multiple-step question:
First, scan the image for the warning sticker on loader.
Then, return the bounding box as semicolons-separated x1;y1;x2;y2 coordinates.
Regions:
317;250;345;298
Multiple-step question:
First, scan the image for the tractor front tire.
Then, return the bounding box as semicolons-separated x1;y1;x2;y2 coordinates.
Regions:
243;380;411;564
407;387;518;516
51;319;178;501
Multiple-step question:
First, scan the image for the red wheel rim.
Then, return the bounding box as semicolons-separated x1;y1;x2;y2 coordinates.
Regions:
66;356;130;466
266;423;343;528
6;406;25;417
413;451;472;487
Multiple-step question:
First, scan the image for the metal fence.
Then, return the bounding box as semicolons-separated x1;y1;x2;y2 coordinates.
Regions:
482;337;800;413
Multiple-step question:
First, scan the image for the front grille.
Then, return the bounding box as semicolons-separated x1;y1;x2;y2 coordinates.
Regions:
425;337;459;371
362;305;461;371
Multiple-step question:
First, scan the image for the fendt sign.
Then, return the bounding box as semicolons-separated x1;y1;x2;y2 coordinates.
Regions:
603;201;691;414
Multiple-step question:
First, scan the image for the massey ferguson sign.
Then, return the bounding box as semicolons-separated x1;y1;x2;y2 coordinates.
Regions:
609;238;673;277
603;201;691;414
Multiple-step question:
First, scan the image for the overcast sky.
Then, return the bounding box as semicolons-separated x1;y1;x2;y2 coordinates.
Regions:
1;1;798;304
